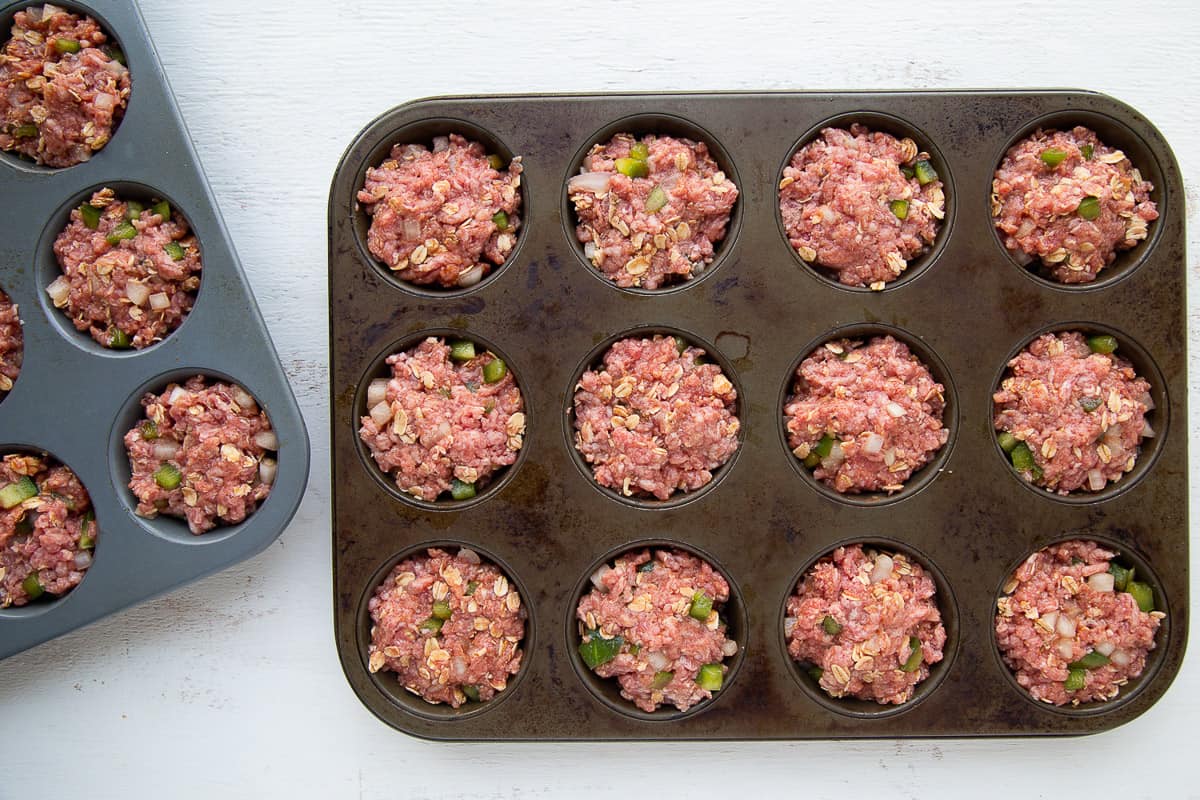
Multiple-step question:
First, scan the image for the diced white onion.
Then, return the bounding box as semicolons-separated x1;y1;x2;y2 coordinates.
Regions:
401;219;421;240
74;550;93;570
647;651;670;671
821;442;845;471
1110;649;1132;667
1139;392;1155;411
148;292;171;310
1140;421;1155;438
583;242;597;260
125;279;150;307
1095;641;1116;657
368;401;393;427
1041;610;1059;631
152;440;180;460
258;458;277;486
1087;469;1106;491
46;275;71;307
721;640;739;657
103;59;126;76
457;547;481;565
457;264;484;287
883;447;896;467
94;93;115;111
253;430;279;451
451;656;468;679
1088;572;1115;593
365;379;389;408
886;402;906;418
863;432;885;455
1056;638;1075;660
231;385;255;410
1056;614;1077;639
432;136;450;153
167;386;188;405
568;172;612;194
870;554;894;584
589;565;610;590
783;617;797;636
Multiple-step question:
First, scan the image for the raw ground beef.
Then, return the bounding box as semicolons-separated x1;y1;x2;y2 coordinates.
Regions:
125;376;276;534
357;134;522;288
992;126;1157;283
780;125;944;289
368;547;526;707
0;291;22;400
572;335;740;500
996;540;1163;706
0;452;96;608
569;133;738;289
786;544;945;704
50;187;201;349
359;337;524;502
0;4;130;167
785;336;948;494
577;548;738;712
993;332;1152;494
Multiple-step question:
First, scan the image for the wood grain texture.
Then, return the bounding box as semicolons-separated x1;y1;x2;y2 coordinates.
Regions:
1;0;1197;796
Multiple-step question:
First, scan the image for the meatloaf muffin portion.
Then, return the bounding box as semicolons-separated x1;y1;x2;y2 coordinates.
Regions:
359;337;524;502
125;376;277;534
780;125;944;289
0;291;22;401
786;544;945;704
50;188;201;349
0;452;96;608
357;134;522;288
993;332;1152;494
368;547;526;707
784;336;948;494
572;335;739;500
996;540;1163;706
0;4;130;167
992;126;1157;283
577;548;738;712
569;133;738;289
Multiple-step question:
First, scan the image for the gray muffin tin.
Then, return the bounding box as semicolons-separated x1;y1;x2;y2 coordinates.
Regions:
0;0;309;658
330;91;1186;740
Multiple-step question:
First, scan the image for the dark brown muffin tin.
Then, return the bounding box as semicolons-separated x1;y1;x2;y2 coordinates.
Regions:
328;91;1186;739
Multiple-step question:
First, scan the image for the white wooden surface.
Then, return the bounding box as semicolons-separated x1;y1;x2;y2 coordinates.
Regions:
3;1;1198;796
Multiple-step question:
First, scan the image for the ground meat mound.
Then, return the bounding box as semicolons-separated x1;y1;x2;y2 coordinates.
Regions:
0;4;130;167
996;540;1163;706
125;376;276;534
0;291;22;400
51;188;201;349
577;548;737;712
993;332;1152;494
573;335;740;500
359;337;525;502
785;336;948;494
780;125;944;289
357;134;522;288
786;544;945;704
992;126;1157;283
368;547;526;707
570;133;738;289
0;453;96;607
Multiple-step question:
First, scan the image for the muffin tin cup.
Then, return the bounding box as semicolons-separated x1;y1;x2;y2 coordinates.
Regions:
0;0;310;656
329;91;1186;740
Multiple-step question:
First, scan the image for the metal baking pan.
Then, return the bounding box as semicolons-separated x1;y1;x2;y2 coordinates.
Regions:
328;91;1186;739
0;0;310;658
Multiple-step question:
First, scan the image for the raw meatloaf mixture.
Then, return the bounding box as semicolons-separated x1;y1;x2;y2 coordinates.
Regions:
996;540;1163;706
0;291;22;399
784;336;948;494
0;452;96;608
0;4;130;167
359;337;524;502
125;376;277;534
992;126;1157;283
357;134;522;288
368;547;526;707
993;332;1152;494
786;544;945;704
779;125;945;289
50;188;201;349
572;335;740;500
577;548;738;712
569;133;738;289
